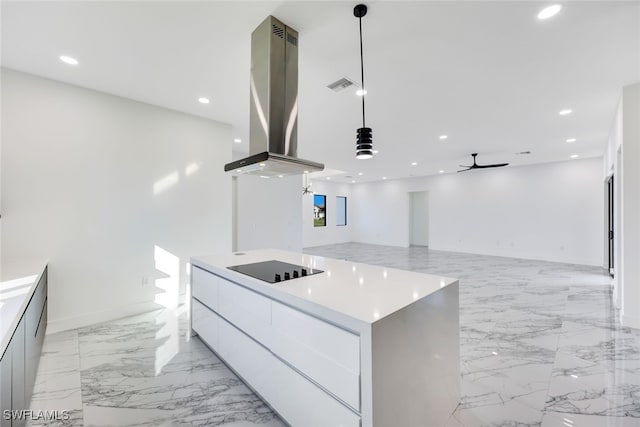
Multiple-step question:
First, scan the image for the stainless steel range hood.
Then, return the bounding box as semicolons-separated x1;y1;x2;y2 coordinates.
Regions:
225;16;324;177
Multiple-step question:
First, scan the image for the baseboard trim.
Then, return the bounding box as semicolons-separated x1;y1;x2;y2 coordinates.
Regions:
621;314;640;331
46;300;162;334
426;245;603;267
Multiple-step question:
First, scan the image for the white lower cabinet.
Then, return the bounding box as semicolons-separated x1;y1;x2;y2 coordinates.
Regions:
191;271;361;427
192;267;220;311
271;302;360;410
217;279;272;347
192;300;219;349
217;310;360;427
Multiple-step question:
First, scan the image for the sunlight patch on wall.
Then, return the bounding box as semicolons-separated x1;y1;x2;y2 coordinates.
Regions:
153;245;179;309
153;171;179;195
185;162;201;177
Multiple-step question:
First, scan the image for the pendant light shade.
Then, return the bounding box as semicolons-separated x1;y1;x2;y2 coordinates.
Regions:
354;4;373;160
356;127;373;159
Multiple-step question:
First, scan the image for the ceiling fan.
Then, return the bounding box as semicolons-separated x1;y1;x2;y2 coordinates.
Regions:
458;153;509;173
302;174;314;195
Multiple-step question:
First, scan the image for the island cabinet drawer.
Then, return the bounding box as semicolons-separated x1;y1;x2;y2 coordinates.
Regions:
218;316;360;427
192;267;220;311
217;279;272;346
192;299;219;349
271;302;361;410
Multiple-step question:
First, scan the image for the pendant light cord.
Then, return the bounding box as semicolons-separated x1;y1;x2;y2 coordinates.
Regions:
359;15;366;128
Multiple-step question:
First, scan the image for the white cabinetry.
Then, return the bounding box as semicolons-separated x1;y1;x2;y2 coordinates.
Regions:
218;279;272;347
271;301;360;410
191;266;361;427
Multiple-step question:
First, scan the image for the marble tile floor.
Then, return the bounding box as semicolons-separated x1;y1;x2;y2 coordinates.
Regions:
304;244;640;427
27;243;639;426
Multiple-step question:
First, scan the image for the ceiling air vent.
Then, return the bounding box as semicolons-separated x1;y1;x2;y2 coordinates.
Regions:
327;77;357;92
272;24;284;38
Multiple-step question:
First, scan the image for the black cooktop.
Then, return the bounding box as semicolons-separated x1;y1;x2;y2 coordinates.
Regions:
227;260;323;284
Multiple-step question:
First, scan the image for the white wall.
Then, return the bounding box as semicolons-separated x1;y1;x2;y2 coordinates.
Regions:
604;83;640;329
351;158;605;266
620;84;640;330
303;181;352;248
1;69;232;332
235;174;303;252
604;98;623;307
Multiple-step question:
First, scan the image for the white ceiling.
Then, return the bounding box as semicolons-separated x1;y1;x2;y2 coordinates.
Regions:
2;1;639;183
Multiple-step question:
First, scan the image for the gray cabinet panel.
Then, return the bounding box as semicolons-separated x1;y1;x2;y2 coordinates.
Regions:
24;269;47;408
11;320;25;427
1;347;12;427
26;273;46;337
1;266;47;426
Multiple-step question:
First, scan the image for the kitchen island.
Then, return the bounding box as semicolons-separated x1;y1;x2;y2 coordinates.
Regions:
190;249;459;427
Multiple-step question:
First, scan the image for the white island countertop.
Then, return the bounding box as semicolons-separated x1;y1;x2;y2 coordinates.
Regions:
1;259;48;357
191;249;457;327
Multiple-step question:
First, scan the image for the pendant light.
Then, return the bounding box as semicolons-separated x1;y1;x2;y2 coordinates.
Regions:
354;4;373;160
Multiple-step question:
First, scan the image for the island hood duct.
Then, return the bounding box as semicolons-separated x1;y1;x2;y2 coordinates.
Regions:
224;16;324;177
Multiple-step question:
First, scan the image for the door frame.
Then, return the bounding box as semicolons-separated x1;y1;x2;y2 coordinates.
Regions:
607;174;615;277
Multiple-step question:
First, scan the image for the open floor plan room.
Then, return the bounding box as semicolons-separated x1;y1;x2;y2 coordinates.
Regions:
1;1;639;426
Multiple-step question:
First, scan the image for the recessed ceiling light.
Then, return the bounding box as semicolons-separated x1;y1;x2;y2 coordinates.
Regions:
278;175;284;178
326;177;331;180
59;55;78;65
373;150;379;154
537;4;562;20
236;169;242;173
351;180;356;183
259;163;266;167
259;175;270;179
233;138;242;143
382;177;387;180
566;138;577;143
570;154;579;159
358;172;363;176
439;135;448;140
198;97;210;104
304;170;309;174
411;162;418;166
439;170;445;174
559;109;573;115
356;89;367;96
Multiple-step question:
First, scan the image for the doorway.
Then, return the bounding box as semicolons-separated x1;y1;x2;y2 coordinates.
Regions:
608;175;615;277
409;191;429;247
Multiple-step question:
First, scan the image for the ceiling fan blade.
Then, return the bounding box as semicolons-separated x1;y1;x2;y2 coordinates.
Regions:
457;167;473;173
477;163;509;168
